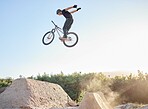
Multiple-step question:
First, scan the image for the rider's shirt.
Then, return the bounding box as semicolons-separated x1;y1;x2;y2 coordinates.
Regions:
62;9;72;19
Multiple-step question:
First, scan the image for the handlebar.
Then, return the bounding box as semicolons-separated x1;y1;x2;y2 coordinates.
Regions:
51;20;57;26
51;20;62;30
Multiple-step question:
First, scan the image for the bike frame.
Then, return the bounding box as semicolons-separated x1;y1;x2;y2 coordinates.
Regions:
51;21;63;37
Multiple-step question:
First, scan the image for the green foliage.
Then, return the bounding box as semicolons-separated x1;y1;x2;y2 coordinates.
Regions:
0;78;12;88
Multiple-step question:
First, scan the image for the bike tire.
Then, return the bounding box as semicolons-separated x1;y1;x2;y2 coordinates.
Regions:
42;31;54;45
63;32;78;47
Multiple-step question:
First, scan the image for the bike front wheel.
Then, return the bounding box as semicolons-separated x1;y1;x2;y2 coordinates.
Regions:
42;31;54;45
63;32;78;47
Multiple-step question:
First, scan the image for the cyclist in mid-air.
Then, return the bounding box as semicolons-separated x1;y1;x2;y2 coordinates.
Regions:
56;5;81;41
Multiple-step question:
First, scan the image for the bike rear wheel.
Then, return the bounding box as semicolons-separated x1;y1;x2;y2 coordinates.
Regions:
42;31;54;45
63;32;78;47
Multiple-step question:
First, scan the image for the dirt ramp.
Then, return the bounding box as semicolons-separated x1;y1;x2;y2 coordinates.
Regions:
0;78;73;109
79;92;113;109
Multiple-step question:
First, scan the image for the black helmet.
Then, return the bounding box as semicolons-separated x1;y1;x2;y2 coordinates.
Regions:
56;9;62;14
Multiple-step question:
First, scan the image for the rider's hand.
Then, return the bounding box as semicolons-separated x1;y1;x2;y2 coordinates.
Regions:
77;8;81;11
73;5;77;8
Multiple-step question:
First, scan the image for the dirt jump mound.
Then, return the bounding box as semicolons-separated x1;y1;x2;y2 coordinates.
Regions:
0;78;74;109
79;92;113;109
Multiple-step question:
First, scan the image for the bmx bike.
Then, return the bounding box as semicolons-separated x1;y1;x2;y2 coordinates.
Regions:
42;21;78;47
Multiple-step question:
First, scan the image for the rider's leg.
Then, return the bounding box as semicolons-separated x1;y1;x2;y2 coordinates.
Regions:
67;19;73;32
63;18;73;38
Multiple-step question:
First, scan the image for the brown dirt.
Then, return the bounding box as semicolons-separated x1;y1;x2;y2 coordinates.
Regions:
0;78;76;109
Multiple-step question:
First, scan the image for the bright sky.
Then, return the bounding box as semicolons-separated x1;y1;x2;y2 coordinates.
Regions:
0;0;148;78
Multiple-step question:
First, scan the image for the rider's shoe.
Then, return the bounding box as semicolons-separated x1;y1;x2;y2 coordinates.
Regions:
59;37;69;41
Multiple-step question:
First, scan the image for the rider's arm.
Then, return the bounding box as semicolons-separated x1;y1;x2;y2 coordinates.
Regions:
64;6;73;11
70;10;77;14
70;8;81;14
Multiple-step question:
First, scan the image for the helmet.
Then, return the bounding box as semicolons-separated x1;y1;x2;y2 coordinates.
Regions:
56;9;62;14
